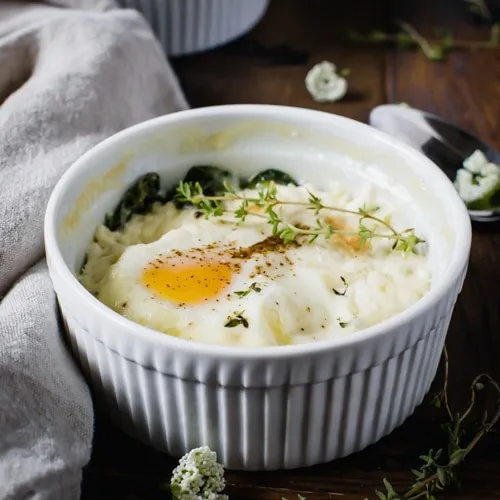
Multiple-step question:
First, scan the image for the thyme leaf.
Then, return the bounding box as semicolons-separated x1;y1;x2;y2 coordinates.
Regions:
234;282;262;297
224;311;249;328
332;276;348;296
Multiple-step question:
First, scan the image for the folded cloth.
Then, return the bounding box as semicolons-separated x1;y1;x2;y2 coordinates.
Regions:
0;2;188;498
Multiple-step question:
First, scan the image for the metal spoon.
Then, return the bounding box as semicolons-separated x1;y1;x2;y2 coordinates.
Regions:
369;104;500;222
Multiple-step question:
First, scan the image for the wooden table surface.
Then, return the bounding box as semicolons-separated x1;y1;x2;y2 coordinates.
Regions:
82;0;500;498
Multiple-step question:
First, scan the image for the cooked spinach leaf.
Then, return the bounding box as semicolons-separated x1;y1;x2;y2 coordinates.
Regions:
243;168;298;189
104;172;162;231
183;165;235;196
173;165;238;208
102;166;298;231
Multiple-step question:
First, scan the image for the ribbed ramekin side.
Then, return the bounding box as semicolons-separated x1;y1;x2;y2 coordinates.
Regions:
58;266;462;470
116;0;269;56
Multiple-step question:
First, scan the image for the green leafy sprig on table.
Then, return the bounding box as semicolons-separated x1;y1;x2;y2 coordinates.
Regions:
279;348;500;500
465;0;492;20
348;20;500;61
174;179;423;253
375;347;500;500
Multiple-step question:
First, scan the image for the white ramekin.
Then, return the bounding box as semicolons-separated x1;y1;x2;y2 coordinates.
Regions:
116;0;269;56
44;105;471;471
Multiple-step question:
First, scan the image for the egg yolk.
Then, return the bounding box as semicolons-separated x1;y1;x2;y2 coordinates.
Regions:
141;256;234;305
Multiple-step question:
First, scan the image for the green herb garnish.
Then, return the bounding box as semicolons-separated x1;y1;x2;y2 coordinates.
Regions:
173;165;236;208
175;180;424;253
224;311;249;328
332;276;348;296
101;166;423;254
235;282;262;297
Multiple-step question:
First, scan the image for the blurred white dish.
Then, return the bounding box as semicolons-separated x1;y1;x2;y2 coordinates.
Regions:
117;0;269;56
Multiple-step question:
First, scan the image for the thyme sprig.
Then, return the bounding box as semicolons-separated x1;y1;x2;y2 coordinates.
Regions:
349;20;500;61
376;347;500;500
280;347;500;500
175;181;424;253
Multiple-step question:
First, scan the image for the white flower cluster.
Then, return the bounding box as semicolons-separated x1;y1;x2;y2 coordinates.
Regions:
454;149;500;208
170;446;228;500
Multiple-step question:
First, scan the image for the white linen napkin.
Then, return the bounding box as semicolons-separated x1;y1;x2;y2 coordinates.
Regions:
0;1;187;498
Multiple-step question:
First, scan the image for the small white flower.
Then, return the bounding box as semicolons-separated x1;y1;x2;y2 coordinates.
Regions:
305;61;348;103
454;149;500;206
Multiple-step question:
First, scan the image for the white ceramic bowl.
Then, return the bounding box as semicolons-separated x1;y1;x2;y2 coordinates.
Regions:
116;0;269;56
44;105;471;471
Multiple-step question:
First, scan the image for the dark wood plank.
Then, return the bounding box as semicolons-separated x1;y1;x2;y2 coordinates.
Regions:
82;0;500;499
